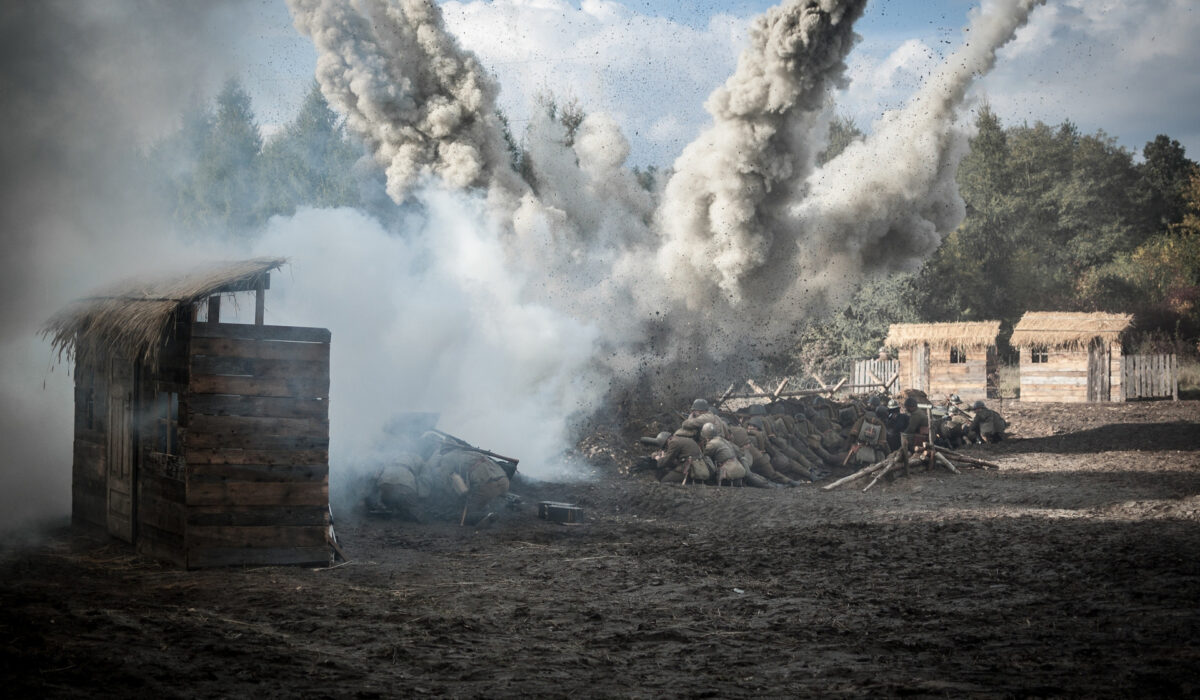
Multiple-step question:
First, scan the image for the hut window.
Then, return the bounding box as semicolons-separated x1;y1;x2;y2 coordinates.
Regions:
949;347;968;364
1031;346;1049;363
153;391;180;455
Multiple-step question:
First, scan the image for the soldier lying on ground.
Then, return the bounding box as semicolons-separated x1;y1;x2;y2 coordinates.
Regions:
366;431;516;525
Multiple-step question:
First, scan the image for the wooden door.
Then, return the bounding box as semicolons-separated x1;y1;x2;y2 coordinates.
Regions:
106;360;135;542
912;344;930;393
1088;340;1111;402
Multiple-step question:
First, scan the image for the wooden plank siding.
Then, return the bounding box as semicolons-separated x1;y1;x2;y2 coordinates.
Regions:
71;357;107;531
893;345;991;402
182;322;331;568
1019;345;1124;403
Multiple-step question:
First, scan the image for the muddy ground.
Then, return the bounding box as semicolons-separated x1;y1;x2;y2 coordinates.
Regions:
2;400;1200;698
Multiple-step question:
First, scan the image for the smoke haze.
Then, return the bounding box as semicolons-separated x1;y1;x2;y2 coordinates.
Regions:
1;0;1047;531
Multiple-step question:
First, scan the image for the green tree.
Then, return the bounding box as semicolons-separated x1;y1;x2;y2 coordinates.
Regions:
1138;134;1195;231
260;82;361;217
183;78;265;232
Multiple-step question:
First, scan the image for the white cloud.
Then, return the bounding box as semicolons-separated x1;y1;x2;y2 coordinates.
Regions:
440;0;749;166
975;0;1200;156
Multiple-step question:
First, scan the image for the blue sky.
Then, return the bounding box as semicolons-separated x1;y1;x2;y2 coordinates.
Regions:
235;0;1200;167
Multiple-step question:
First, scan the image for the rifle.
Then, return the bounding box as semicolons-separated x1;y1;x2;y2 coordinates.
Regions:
431;429;520;474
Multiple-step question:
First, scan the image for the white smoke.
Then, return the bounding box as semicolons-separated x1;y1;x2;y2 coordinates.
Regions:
287;0;524;203
284;0;1048;395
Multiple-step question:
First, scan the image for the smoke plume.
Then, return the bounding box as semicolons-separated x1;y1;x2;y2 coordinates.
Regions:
284;0;1049;400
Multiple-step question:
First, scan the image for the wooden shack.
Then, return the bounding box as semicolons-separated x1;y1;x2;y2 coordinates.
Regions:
884;321;1000;402
1010;311;1131;402
44;258;333;568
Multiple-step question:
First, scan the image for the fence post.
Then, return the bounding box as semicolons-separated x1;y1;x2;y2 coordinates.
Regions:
1172;354;1179;401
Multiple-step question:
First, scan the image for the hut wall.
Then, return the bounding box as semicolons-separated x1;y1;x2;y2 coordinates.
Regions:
1019;347;1090;402
135;318;191;567
928;347;989;403
181;322;331;568
1019;342;1124;403
71;356;108;531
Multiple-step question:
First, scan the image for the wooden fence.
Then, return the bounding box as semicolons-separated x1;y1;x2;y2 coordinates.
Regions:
1122;354;1178;401
852;360;901;394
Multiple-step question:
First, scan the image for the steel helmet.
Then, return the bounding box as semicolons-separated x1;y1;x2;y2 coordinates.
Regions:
691;398;709;412
700;422;720;439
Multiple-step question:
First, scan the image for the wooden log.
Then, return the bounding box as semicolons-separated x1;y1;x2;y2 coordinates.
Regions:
187;505;329;527
936;449;1000;470
934;452;961;474
822;454;897;491
187;463;329;484
188;374;329;400
189;355;328;380
187;524;328;550
190;336;329;363
192;323;330;343
863;459;903;492
183;447;328;466
185;480;328;507
186;394;328;420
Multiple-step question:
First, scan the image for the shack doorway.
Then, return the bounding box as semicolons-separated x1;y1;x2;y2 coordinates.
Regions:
1088;339;1112;402
912;343;930;393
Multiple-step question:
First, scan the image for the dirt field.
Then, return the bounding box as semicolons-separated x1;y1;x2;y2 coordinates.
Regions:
3;400;1200;698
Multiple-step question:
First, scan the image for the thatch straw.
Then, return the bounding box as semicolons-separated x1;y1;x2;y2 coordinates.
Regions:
884;321;1000;350
42;257;286;367
1009;311;1132;349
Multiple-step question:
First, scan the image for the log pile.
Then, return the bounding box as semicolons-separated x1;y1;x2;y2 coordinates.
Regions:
822;446;999;492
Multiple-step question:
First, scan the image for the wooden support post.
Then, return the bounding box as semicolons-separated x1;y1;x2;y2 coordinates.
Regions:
254;277;266;326
713;383;737;410
747;379;768;395
811;373;828;390
772;378;790;400
207;295;220;324
828;377;847;396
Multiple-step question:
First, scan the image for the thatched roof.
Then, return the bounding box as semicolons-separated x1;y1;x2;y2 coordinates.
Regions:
885;321;1001;350
1009;311;1132;349
43;257;286;366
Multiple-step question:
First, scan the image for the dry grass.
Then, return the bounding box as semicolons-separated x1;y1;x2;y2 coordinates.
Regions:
885;321;1001;350
1179;358;1200;397
1010;311;1131;349
996;364;1021;399
42;257;286;367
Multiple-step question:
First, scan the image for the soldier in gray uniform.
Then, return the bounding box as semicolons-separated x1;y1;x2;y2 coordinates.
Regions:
969;400;1007;443
422;447;511;524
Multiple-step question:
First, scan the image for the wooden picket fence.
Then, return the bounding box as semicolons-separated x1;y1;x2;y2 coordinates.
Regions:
852;359;901;394
1122;353;1178;401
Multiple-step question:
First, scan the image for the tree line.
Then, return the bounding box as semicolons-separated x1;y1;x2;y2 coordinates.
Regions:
146;80;1200;372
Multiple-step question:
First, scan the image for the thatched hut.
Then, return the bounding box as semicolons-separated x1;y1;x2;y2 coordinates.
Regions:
1010;311;1131;402
44;258;333;568
884;321;1001;402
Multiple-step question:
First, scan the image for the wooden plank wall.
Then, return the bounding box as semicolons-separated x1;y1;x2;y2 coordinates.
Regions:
1020;348;1090;402
136;318;191;567
928;348;988;403
183;322;331;568
72;357;108;530
1123;354;1179;400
